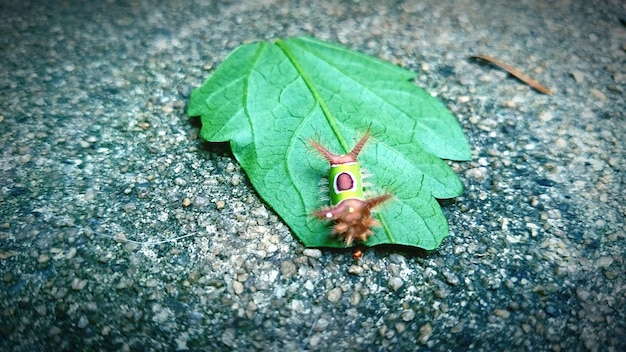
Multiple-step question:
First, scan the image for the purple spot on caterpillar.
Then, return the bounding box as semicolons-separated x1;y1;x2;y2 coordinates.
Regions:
336;172;354;191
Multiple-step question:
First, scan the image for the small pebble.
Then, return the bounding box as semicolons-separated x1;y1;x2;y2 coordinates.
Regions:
348;265;363;276
313;318;329;332
230;174;241;186
0;251;17;260
388;254;405;264
554;137;567;149
546;305;561;317
71;278;87;291
401;309;415;321
280;261;297;278
350;291;361;305
589;88;607;101
54;288;68;300
251;206;268;219
457;95;470;103
308;333;321;347
264;243;277;254
77;316;89;329
221;329;236;348
596;256;613;268
604;271;618;280
65;247;77;260
418;323;433;344
3;273;14;283
388;277;404;291
571;70;584;83
48;326;61;336
576;287;590;301
327;287;342;302
494;309;510;318
538;111;554;122
232;281;244;295
465;167;487;181
532;285;547;295
303;248;322;259
442;271;460;286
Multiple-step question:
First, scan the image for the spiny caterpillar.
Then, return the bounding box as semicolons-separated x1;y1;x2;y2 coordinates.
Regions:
310;131;392;246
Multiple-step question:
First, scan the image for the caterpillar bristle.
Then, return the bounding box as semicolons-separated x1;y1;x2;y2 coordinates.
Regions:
363;190;375;199
318;195;330;206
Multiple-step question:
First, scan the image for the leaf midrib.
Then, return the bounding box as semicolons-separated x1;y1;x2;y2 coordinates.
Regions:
276;39;350;153
276;38;396;245
294;41;414;118
288;40;459;159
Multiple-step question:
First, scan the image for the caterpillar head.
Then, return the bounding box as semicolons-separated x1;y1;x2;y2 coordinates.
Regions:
314;194;392;246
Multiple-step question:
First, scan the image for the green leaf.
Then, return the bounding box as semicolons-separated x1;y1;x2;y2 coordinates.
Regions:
188;36;471;250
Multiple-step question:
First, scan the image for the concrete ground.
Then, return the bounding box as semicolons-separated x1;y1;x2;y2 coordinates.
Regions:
1;0;624;350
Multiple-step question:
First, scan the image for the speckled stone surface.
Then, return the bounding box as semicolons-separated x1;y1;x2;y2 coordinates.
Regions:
1;0;624;351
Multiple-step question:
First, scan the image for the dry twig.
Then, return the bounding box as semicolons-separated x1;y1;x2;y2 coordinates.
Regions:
472;54;554;95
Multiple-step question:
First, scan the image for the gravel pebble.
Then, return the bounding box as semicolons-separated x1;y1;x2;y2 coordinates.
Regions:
303;248;322;259
388;277;404;291
327;287;342;303
77;316;89;329
280;260;297;278
232;281;244;295
350;291;362;305
313;318;330;332
442;270;460;286
348;265;364;275
571;70;584;83
418;323;433;344
221;329;236;348
494;309;511;319
596;256;613;268
71;278;87;291
308;333;321;347
576;287;590;301
401;309;416;322
65;247;77;260
589;88;607;101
